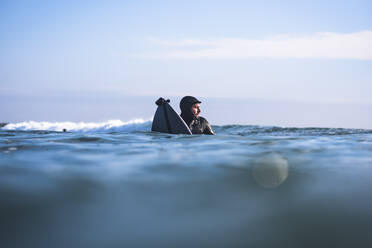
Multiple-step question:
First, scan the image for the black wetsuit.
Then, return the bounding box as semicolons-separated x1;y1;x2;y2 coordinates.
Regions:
180;96;215;135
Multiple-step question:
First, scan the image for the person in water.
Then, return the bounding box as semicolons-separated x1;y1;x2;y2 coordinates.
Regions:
180;96;215;135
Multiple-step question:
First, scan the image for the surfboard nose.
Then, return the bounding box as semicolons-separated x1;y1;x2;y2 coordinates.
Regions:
155;97;170;106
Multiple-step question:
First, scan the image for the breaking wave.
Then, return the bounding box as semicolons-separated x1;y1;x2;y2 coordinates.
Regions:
2;120;371;136
1;119;152;132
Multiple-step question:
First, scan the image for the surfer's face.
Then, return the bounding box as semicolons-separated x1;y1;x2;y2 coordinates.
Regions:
191;103;201;117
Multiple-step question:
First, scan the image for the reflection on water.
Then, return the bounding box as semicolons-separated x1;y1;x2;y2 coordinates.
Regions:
0;127;372;248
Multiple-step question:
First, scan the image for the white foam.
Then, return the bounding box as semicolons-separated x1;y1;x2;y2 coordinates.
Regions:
2;119;152;132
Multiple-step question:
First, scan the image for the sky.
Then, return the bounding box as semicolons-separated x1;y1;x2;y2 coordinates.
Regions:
1;0;372;128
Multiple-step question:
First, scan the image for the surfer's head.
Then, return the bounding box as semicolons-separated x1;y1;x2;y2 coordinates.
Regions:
180;96;202;119
191;103;201;117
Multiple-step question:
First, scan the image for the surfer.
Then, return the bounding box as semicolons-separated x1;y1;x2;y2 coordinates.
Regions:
180;96;215;135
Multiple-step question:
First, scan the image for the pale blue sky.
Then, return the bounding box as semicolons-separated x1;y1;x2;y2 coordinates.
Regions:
1;0;371;128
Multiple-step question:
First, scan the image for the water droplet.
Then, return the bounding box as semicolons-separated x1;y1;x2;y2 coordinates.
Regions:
252;154;289;188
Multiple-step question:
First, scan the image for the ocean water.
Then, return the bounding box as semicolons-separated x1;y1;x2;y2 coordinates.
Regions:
1;120;372;248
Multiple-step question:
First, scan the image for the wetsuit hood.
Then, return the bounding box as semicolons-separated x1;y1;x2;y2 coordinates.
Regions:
180;96;201;124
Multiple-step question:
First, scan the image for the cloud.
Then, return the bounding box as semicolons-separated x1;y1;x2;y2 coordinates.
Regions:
140;31;372;60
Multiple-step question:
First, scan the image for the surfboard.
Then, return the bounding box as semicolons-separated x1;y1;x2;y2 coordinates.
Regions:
151;98;192;135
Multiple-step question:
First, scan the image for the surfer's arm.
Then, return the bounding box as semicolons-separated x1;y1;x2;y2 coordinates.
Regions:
204;124;215;135
201;118;215;135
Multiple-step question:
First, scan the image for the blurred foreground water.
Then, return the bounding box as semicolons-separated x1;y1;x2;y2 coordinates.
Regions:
1;122;372;248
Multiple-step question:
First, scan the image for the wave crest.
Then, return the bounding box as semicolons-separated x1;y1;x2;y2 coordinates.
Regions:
2;119;152;132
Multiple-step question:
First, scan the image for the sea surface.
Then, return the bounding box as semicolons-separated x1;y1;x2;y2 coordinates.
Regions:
1;120;372;248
